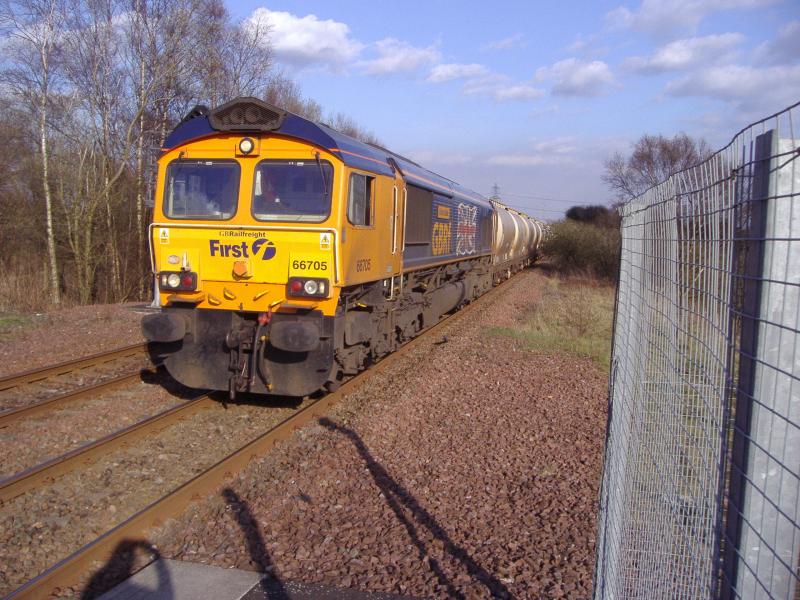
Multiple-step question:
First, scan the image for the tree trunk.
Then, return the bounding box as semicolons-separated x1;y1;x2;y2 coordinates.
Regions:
136;51;146;298
39;48;60;307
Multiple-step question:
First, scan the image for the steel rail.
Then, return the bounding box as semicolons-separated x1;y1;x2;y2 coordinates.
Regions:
0;343;148;392
0;393;214;504
7;274;516;600
0;369;155;428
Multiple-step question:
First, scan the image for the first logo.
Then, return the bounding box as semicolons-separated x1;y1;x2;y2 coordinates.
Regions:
209;239;276;260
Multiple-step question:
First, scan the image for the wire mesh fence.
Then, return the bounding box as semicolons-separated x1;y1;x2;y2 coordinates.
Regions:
594;102;800;600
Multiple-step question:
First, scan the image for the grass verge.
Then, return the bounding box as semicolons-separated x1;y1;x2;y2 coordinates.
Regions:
0;313;31;337
492;276;615;371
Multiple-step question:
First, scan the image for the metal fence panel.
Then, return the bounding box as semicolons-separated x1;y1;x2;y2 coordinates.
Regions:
594;103;800;600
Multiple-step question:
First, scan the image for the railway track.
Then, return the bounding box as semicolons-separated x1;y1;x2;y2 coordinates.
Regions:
0;342;147;393
6;277;512;599
0;393;213;503
0;369;153;428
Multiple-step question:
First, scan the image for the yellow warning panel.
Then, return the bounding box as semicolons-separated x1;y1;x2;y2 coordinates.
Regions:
288;253;332;278
151;226;335;285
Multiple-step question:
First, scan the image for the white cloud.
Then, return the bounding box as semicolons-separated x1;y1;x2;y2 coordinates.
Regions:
493;85;544;102
625;33;744;74
483;33;525;51
358;38;440;76
605;0;777;36
566;34;608;58
536;59;615;97
488;155;557;167
248;8;363;69
665;64;800;111
532;137;578;155
488;138;577;167
755;20;800;66
530;104;561;119
427;63;489;83
458;73;543;103
407;150;473;165
462;73;510;96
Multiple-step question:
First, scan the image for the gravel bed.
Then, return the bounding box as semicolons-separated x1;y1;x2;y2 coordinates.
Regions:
0;374;191;478
74;269;608;599
0;354;154;412
0;303;147;378
0;394;309;596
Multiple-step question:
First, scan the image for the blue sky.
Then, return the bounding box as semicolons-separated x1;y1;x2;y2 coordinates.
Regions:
227;0;799;220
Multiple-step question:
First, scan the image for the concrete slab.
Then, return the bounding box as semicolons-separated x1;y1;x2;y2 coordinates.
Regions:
97;559;263;600
242;578;422;600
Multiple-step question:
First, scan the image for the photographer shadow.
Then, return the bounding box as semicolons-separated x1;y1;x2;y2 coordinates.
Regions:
318;417;512;600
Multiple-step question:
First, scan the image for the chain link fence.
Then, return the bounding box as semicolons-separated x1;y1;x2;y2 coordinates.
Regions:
594;102;800;600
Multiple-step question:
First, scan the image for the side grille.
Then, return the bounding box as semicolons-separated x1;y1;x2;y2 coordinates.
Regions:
208;97;287;132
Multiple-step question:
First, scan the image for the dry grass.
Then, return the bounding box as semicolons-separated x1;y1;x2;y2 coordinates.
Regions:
493;276;616;371
0;259;55;314
0;313;30;338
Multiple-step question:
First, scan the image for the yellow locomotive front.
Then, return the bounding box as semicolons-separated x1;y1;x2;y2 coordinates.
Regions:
144;99;349;397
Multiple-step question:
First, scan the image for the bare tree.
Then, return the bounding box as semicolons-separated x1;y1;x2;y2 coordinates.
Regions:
188;0;272;107
326;112;381;146
604;133;712;201
264;71;322;121
123;0;196;295
0;0;64;305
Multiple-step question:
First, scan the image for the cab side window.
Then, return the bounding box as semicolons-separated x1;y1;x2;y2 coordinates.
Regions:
348;173;373;226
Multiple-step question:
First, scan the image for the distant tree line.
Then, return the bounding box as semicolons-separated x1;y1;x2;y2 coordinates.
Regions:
542;131;711;281
0;0;377;311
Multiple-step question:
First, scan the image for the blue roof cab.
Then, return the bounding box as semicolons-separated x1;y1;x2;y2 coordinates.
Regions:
162;97;491;209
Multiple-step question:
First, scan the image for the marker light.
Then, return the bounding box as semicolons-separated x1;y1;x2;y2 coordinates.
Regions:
158;271;197;292
287;277;329;298
238;137;255;154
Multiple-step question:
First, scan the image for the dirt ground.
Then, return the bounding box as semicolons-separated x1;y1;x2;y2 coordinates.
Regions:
4;270;610;599
139;270;609;599
0;304;147;377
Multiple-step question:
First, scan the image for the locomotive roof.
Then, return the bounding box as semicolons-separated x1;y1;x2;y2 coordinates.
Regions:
163;97;492;208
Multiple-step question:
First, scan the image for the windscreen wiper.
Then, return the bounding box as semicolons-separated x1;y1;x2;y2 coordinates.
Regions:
315;152;327;196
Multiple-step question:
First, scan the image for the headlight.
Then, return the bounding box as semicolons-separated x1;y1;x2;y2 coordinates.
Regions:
303;280;318;295
167;273;181;288
239;137;255;154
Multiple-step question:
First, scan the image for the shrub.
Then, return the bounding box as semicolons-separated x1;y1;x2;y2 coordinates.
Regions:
543;219;620;281
565;204;621;228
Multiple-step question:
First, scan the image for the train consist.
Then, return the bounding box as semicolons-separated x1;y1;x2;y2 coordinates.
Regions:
141;97;543;397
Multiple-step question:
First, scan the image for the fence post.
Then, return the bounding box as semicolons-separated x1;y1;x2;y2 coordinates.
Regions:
720;130;772;598
722;130;800;598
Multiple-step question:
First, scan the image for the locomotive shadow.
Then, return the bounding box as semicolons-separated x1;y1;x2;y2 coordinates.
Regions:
318;417;513;600
142;342;304;409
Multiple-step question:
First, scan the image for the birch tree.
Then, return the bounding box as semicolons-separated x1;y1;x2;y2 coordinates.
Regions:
0;0;64;305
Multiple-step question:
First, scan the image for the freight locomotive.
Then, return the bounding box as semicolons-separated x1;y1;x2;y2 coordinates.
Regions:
141;97;543;398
